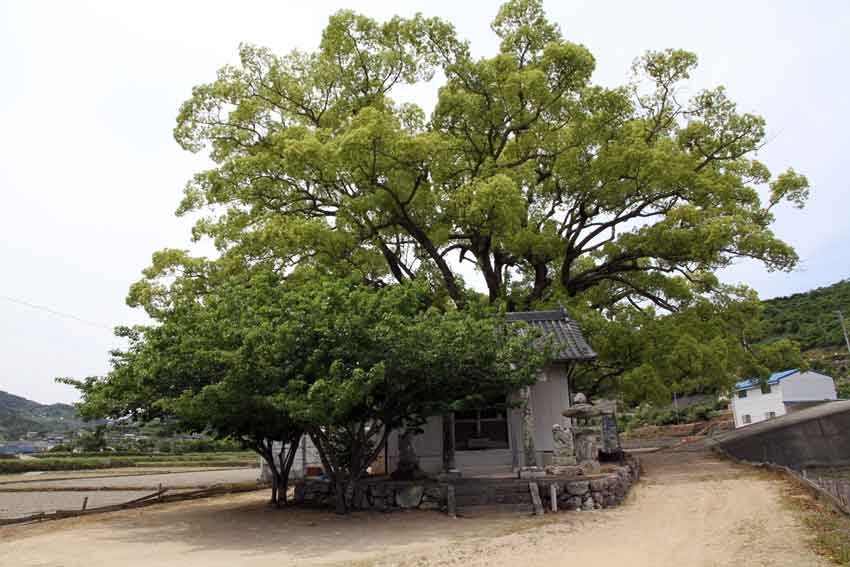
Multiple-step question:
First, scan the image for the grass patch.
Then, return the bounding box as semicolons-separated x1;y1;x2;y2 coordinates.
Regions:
780;474;850;565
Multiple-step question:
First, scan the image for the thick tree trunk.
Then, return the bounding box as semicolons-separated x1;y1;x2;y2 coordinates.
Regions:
257;440;282;508
401;220;466;309
310;425;389;515
529;262;550;304
270;471;279;507
334;477;348;515
393;429;422;480
277;432;301;507
309;428;349;515
442;413;456;471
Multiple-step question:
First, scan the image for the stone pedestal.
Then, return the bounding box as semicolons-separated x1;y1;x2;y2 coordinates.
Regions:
559;395;621;478
521;386;538;468
574;427;600;463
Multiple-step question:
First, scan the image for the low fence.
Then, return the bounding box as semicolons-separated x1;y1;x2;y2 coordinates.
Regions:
713;401;850;517
803;471;850;515
0;483;263;527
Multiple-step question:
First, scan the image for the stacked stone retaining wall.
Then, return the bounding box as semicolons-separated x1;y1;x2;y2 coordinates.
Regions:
294;456;639;514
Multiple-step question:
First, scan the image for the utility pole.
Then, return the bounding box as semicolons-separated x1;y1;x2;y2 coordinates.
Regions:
838;311;850;357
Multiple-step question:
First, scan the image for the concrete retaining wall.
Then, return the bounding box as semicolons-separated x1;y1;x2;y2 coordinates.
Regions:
717;400;850;469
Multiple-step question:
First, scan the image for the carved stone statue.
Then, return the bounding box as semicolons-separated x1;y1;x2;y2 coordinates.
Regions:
551;423;577;466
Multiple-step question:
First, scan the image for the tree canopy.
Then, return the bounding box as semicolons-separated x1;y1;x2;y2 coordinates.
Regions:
66;273;546;511
60;1;815;515
572;287;807;403
129;0;807;320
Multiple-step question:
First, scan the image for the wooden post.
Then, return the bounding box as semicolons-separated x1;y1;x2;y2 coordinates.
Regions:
550;483;558;512
510;409;520;472
442;413;456;472
529;482;543;516
446;485;457;518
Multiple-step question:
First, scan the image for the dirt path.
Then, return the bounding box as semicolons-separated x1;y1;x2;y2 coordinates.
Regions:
0;448;829;567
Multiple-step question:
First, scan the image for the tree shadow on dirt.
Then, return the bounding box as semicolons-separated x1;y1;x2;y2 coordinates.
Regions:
96;492;522;561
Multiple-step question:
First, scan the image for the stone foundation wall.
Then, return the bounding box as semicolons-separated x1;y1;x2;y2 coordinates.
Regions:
294;478;446;511
293;456;640;514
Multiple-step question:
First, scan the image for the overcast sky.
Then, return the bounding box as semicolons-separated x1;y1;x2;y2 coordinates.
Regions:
1;0;848;404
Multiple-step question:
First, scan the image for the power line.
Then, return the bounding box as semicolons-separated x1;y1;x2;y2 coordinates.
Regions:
0;294;114;331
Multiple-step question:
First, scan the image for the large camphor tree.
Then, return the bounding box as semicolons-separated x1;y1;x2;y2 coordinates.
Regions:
128;0;808;401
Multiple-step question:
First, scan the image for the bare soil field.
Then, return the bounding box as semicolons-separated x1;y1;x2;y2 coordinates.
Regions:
0;468;261;520
0;449;830;567
0;465;257;485
0;467;260;491
0;490;154;519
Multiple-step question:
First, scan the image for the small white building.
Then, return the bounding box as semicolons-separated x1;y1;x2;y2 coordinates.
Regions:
730;369;837;428
264;309;597;480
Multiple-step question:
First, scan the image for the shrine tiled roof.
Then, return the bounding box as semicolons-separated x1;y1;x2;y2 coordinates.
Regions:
506;309;597;362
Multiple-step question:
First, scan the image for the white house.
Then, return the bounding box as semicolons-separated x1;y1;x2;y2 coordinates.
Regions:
730;369;837;428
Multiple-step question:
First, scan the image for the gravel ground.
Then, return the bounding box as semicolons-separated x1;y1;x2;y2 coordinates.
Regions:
0;449;830;566
1;468;260;490
0;490;154;519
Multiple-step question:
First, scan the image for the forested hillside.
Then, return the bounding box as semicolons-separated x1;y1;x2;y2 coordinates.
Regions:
0;390;81;440
761;280;850;350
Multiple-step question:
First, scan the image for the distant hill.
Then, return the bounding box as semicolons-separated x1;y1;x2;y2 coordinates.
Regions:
761;279;850;351
0;390;82;441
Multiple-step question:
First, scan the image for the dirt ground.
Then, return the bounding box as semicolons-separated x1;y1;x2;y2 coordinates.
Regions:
0;468;262;520
0;448;830;567
0;467;260;491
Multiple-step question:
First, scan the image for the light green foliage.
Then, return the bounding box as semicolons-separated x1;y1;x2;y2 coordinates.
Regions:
110;0;810;424
838;381;850;399
571;287;807;404
134;0;806;317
